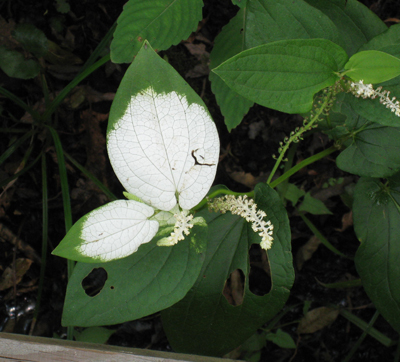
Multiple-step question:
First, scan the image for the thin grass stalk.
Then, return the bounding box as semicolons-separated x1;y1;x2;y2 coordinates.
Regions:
46;125;74;340
0;130;34;166
0;87;40;119
343;311;380;362
298;212;351;259
29;153;49;335
63;151;118;201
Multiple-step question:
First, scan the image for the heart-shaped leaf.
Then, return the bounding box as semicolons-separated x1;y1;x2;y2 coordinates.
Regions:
108;41;220;212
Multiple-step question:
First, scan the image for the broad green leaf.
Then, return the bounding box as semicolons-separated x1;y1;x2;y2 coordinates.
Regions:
110;0;203;63
359;23;400;58
298;192;332;215
213;39;347;114
0;46;40;79
331;101;400;177
161;183;294;356
345;51;400;84
62;222;207;326
244;0;339;49
108;41;219;211
304;0;387;56
12;23;48;57
353;177;400;333
265;329;296;349
52;200;159;263
209;9;253;131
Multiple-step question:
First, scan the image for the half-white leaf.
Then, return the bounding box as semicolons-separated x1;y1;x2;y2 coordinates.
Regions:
52;200;159;263
107;87;219;211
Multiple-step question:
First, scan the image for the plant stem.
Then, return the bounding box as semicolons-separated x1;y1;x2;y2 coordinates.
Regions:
267;89;334;184
270;145;338;189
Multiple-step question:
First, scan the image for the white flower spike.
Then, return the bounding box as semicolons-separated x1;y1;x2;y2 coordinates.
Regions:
53;87;219;263
208;195;274;250
350;80;400;117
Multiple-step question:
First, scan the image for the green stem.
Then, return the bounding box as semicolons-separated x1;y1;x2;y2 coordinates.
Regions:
43;54;110;121
270;145;337;189
267;90;334;184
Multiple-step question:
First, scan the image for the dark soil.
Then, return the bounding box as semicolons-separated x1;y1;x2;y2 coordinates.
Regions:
0;0;399;361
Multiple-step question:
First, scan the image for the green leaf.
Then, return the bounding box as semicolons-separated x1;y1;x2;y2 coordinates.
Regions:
210;0;339;130
213;39;347;114
244;0;339;50
332;102;400;177
209;9;253;131
110;0;203;63
298;192;332;215
284;183;305;206
359;23;400;58
74;327;115;344
344;51;400;84
304;0;387;56
61;222;208;326
12;23;48;57
353;177;400;333
231;0;247;7
161;183;294;356
265;329;296;349
0;46;40;79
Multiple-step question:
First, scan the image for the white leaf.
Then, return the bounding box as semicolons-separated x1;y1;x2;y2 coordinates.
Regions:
79;200;159;261
107;87;219;211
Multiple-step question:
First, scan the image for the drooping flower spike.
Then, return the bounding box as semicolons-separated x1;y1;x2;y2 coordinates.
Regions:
208;195;274;250
349;80;400;117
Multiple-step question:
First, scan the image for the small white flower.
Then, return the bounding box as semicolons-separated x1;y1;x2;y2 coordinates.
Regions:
208;195;274;250
157;210;194;246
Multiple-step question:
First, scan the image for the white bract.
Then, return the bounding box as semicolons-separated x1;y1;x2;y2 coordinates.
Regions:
74;87;219;262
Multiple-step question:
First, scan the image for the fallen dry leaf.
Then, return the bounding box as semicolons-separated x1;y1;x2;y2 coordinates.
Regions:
0;258;33;291
335;211;353;232
295;235;321;270
297;307;339;334
223;269;244;306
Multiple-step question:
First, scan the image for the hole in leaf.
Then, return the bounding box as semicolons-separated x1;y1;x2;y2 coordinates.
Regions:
81;267;108;297
223;269;245;306
249;244;271;296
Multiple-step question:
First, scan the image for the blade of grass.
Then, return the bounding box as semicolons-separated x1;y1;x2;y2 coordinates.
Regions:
46;125;74;341
298;211;351;259
270;146;337;189
30;153;48;336
0;130;34;166
0;87;40;120
340;309;395;347
63;151;117;201
78;22;116;75
0;152;41;188
43;54;110;122
343;311;380;362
